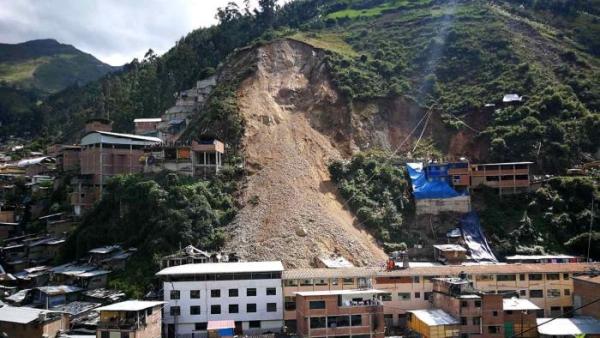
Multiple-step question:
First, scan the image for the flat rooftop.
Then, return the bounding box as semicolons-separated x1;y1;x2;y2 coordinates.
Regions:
537;317;600;336
503;298;541;311
573;274;600;284
96;300;164;312
156;261;284;276
408;309;460;326
296;289;385;297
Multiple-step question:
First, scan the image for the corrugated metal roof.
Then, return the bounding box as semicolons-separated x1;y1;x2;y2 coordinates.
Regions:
96;300;164;312
0;306;58;324
81;131;161;146
408;309;459;326
133;118;162;123
156;261;284;276
17;156;56;167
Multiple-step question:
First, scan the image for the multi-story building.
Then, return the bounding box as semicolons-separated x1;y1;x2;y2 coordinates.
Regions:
47;144;81;172
470;161;532;194
573;274;600;319
134;118;162;136
295;289;385;338
96;300;164;338
157;261;284;337
502;298;540;338
282;262;598;330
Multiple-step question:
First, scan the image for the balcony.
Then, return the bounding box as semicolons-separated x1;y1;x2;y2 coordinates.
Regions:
97;320;143;331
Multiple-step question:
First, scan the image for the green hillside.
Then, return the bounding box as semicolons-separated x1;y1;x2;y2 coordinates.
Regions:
0;39;116;94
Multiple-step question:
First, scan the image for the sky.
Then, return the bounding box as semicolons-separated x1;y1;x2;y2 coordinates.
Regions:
0;0;260;66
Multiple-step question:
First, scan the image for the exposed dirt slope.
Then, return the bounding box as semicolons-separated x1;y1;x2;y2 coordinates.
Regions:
224;40;387;268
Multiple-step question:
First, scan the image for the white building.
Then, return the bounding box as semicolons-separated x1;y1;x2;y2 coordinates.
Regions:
156;261;284;337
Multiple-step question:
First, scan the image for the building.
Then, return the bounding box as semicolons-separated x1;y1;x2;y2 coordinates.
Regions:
432;244;467;265
407;309;460;338
295;289;385;338
96;300;164;338
144;139;224;177
17;156;57;176
84;118;113;133
160;245;222;268
73;131;161;214
134;118;162;136
0;305;69;338
157;261;284;337
470;162;532;194
573;274;600;319
506;254;583;264
502;298;541;337
315;254;354;269
47;144;82;172
282;262;599;330
536;317;600;337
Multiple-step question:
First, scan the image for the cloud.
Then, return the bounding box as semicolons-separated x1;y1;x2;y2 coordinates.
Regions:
0;0;259;66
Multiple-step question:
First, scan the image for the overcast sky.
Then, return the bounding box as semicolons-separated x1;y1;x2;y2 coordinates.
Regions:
0;0;262;66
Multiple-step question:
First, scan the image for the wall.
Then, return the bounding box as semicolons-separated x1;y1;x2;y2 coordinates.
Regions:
573;278;600;319
0;316;67;338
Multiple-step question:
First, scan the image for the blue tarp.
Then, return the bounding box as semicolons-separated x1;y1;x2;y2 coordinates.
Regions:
406;163;465;199
460;212;497;262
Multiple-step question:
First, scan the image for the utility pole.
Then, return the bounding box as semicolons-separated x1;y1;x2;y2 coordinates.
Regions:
587;198;594;262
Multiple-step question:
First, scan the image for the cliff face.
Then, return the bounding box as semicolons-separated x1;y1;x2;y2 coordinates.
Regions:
220;39;484;267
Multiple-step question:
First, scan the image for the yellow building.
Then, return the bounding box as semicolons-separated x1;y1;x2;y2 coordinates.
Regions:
407;309;460;338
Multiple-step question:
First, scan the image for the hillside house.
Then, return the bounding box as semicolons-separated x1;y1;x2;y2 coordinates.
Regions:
470;162;532;195
0;306;69;338
17;156;57;176
432;244;467;265
47;144;81;172
134;117;162;136
144;138;224;177
96;300;164;338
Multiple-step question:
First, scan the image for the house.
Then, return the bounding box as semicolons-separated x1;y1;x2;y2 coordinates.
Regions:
160;245;214;268
82;288;126;304
47;144;82;172
503;298;541;337
0;305;69;338
573;274;600;319
506;254;583;264
407;309;460;338
432;244;468;265
470;161;532;195
295;289;385;338
134;118;162;136
33;285;83;307
314;254;354;269
96;300;164;338
17;156;57;176
157;261;284;337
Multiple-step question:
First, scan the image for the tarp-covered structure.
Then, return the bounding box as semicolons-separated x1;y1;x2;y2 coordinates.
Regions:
406;163;470;215
460;212;497;262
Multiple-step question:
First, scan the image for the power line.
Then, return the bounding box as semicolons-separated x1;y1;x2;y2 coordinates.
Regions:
511;294;600;338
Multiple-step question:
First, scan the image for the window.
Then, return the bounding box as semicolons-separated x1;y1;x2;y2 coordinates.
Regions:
548;289;561;298
210;305;221;314
300;279;313;286
310;317;326;328
564;289;571;296
488;326;500;334
414;292;421;299
247;303;257;313
476;274;494;281
101;332;109;338
519;290;527;296
249;321;261;329
170;306;180;316
351;315;362;326
563;273;570;280
284;296;296;311
424;292;432;301
473;317;481;325
228;289;238;297
547;273;560;280
398;293;411;300
190;290;200;299
381;293;392;301
460;317;467;325
328;316;350;327
211;289;221;298
309;301;326;309
529;273;543;281
247;288;257;296
343;278;354;285
267;303;277;312
170;290;180;300
315;279;328;286
190;306;201;315
229;304;239;313
284;279;298;286
530;290;543;298
492;311;498;317
413;276;420;283
519;274;526;281
461;301;468;307
497;274;516;281
195;323;207;331
474;300;481;307
331;278;339;285
266;287;277;295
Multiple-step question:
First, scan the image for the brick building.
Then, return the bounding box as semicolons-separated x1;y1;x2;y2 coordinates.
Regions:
295;289;385;338
0;305;69;338
96;300;164;338
573;274;600;319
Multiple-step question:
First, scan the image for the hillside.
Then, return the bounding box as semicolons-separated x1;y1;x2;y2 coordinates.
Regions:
47;0;599;271
0;39;116;94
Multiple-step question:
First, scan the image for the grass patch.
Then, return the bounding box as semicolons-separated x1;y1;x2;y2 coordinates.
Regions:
289;32;358;57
